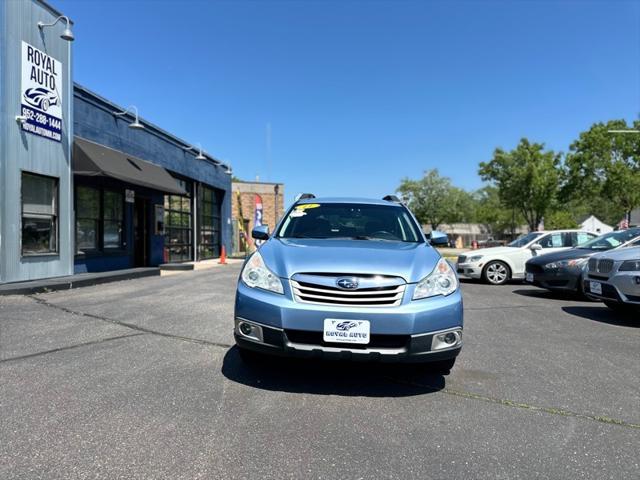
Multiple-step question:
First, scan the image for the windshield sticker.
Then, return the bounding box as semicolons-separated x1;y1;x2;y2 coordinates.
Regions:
290;210;307;218
295;203;320;210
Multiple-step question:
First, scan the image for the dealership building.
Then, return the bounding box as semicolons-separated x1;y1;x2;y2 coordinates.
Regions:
0;0;232;285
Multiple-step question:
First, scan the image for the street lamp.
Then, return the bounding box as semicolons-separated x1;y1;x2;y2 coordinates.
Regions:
38;15;74;42
113;106;144;130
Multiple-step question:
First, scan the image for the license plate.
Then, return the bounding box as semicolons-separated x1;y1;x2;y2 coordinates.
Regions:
589;281;602;295
526;273;534;283
323;319;370;344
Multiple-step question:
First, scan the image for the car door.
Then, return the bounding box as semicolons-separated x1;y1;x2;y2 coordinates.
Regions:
538;232;571;255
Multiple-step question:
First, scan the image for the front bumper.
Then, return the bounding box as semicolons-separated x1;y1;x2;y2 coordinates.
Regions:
525;269;581;291
234;279;463;363
456;263;483;279
583;274;640;305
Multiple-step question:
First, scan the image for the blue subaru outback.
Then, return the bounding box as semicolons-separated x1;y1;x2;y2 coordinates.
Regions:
234;195;463;373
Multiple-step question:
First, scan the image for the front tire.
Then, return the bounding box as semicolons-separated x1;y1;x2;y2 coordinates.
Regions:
483;261;510;285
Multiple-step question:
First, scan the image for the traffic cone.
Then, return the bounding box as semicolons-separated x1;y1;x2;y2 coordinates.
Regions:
218;245;227;265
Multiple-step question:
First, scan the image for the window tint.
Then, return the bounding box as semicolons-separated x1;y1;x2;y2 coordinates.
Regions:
278;203;421;242
76;186;100;250
539;233;562;248
164;182;193;263
103;191;123;249
22;172;58;255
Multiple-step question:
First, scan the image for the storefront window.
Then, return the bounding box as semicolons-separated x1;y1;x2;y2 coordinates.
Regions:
199;185;221;259
21;172;58;255
164;187;192;262
76;186;100;251
75;186;124;253
103;190;124;249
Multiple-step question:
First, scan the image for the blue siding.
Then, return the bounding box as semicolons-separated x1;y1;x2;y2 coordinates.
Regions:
0;0;74;283
72;84;232;271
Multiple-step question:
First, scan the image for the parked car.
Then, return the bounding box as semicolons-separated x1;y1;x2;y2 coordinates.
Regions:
583;246;640;312
234;195;463;373
524;228;640;294
456;230;597;285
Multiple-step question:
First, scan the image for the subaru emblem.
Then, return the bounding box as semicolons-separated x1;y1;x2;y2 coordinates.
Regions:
336;277;359;290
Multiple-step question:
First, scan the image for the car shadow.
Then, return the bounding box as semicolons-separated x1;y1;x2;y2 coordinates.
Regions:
220;346;446;398
512;288;589;302
561;306;640;327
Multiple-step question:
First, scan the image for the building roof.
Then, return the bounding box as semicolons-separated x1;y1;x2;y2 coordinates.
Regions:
73;83;230;171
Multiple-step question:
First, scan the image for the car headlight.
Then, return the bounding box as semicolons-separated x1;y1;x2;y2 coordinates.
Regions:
467;255;483;263
619;260;640;272
545;258;587;270
241;251;284;294
413;258;458;300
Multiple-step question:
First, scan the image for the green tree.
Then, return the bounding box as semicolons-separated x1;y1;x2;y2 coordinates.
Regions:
544;210;579;230
479;138;561;232
473;186;522;236
397;169;472;230
563;120;640;224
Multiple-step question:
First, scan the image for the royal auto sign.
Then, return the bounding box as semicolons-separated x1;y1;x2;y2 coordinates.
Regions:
21;41;63;142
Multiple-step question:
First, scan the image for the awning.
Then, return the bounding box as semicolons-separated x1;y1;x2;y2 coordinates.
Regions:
73;137;187;195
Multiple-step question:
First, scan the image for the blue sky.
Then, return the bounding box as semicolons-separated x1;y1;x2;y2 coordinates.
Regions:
56;0;639;203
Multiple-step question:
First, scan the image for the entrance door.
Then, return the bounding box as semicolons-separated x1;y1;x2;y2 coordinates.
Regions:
134;197;149;267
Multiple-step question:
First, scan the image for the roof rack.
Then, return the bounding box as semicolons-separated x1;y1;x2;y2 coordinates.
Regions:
383;195;402;203
295;193;316;201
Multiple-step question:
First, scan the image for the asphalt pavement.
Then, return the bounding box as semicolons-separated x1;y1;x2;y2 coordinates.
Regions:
1;266;638;479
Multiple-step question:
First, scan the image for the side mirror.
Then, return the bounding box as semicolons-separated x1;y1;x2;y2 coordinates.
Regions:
429;230;449;246
530;243;542;251
252;225;270;241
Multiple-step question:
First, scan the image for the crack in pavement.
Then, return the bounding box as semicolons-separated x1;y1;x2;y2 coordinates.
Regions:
0;333;145;363
27;295;233;350
24;295;640;432
385;376;640;431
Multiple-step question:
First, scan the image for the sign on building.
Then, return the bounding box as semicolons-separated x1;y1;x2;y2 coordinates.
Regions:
20;42;63;142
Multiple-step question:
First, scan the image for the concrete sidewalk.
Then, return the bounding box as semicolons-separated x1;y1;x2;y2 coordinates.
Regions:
0;267;159;296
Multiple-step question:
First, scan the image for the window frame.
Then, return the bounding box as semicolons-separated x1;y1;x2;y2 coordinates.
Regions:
164;186;193;263
198;185;222;260
74;184;126;256
21;171;59;257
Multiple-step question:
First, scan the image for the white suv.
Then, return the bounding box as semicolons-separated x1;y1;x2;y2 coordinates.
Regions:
456;230;597;285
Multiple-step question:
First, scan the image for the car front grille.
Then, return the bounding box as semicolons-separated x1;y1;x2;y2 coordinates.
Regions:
290;275;406;307
588;258;615;276
285;329;409;350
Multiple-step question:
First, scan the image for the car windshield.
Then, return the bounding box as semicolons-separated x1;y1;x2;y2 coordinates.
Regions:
507;232;543;248
578;228;640;251
277;203;422;242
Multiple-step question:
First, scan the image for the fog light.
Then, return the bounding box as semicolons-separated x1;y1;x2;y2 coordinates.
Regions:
443;332;457;344
239;322;253;336
635;276;640;285
431;329;462;351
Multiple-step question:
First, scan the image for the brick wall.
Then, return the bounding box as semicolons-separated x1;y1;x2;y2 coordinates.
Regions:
232;181;285;253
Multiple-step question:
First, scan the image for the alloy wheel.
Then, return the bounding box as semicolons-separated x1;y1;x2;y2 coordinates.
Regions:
485;262;508;285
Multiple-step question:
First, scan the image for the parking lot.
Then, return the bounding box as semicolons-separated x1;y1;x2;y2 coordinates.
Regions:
1;265;638;479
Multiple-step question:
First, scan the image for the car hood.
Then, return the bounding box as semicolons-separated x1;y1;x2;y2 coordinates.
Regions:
527;248;593;265
257;238;442;283
590;245;640;261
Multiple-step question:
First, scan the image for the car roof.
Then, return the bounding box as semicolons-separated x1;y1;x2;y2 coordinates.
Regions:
529;230;592;234
295;197;403;207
